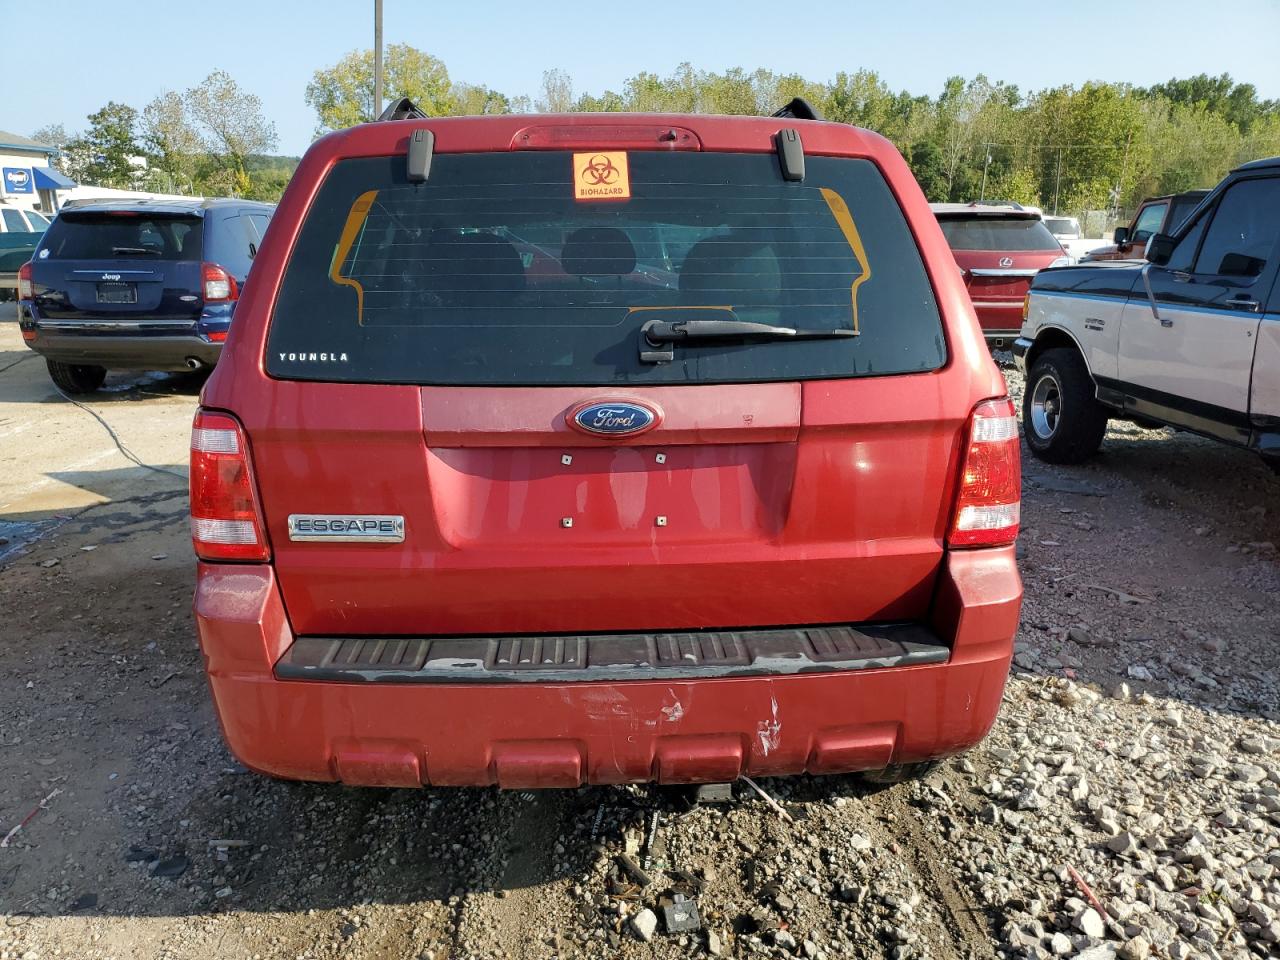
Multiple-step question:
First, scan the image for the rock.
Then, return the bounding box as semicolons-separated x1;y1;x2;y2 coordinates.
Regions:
706;929;724;955
1048;932;1073;955
1242;737;1277;755
631;908;658;942
150;855;189;879
1076;907;1106;938
1235;764;1268;784
1126;665;1154;682
1107;682;1132;701
774;929;797;949
1016;787;1047;811
848;833;873;851
1075;947;1117;960
1119;935;1151;959
1107;831;1140;856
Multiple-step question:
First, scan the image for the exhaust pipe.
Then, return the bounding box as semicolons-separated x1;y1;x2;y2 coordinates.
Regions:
185;357;204;370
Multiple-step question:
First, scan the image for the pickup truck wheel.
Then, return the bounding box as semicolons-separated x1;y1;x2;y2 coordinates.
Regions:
1023;348;1107;464
46;360;107;394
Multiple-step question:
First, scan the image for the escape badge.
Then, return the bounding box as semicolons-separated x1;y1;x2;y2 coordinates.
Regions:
573;152;630;201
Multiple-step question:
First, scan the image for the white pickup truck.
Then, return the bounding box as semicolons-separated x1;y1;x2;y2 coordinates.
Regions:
1041;215;1109;261
1013;156;1280;468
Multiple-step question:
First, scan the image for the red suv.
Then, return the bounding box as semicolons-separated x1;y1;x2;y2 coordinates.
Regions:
190;102;1022;789
932;203;1070;348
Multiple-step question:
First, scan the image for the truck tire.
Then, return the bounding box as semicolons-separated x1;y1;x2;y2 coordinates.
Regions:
1023;348;1107;464
46;359;107;394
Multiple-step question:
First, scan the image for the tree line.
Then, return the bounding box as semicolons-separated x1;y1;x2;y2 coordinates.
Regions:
306;50;1280;222
33;71;284;201
35;49;1280;218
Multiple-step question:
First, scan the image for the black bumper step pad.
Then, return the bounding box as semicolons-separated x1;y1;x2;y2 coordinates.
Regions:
274;623;949;684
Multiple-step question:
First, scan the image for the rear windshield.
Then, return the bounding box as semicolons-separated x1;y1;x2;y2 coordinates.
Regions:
39;213;204;260
266;152;945;385
1043;217;1078;237
936;216;1062;252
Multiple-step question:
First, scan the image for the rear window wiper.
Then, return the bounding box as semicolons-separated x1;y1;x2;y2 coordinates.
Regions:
638;309;856;363
110;246;161;255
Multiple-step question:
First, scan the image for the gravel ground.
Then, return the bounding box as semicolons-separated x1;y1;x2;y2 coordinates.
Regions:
1;348;1278;960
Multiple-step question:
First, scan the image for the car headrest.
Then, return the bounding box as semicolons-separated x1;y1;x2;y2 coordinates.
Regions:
560;227;636;276
422;230;526;291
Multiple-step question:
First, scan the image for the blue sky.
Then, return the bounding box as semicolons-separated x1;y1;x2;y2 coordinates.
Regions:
6;0;1280;156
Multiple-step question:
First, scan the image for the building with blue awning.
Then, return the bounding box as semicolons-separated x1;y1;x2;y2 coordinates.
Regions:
0;129;77;214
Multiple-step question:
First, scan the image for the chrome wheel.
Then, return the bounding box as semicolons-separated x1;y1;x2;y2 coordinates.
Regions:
1030;372;1062;440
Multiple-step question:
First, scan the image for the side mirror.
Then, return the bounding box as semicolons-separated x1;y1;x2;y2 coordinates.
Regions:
1145;233;1175;266
1113;226;1130;245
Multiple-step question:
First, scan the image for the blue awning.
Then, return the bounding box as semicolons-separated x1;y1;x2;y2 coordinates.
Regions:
32;166;76;190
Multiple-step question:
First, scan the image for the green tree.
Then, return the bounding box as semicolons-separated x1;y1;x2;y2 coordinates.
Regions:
536;69;575;113
185;70;278;195
1143;73;1277;132
30;123;83;179
305;45;454;132
451;83;517;116
139;90;203;194
71;102;141;188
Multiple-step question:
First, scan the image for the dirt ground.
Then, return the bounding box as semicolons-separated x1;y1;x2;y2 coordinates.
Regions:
1;321;1277;960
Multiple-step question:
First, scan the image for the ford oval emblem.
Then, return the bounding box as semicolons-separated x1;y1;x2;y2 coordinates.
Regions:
568;399;661;438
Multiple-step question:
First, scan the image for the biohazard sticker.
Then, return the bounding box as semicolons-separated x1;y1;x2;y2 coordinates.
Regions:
573;152;630;201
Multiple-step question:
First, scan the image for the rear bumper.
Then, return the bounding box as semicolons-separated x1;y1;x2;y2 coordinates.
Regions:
21;326;222;370
194;548;1021;788
971;302;1023;346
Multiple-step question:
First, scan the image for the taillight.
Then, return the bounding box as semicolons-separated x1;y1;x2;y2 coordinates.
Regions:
17;262;32;300
948;398;1021;548
189;410;269;562
206;331;228;342
201;263;238;303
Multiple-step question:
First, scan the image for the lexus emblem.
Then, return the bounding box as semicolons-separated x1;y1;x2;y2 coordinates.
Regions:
998;257;1014;268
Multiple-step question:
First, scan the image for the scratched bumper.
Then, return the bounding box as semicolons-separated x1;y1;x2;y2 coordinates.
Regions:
194;549;1020;787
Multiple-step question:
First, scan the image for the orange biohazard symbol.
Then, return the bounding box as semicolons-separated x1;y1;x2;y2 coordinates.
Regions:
573;151;630;201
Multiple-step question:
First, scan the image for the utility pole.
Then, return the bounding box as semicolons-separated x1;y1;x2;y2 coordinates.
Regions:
1053;148;1063;215
1115;132;1132;223
979;144;991;201
373;0;384;120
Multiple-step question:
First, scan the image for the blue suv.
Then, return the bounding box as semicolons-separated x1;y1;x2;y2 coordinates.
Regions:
17;198;273;392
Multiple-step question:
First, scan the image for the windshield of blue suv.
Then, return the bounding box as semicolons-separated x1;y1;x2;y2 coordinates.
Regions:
267;151;946;385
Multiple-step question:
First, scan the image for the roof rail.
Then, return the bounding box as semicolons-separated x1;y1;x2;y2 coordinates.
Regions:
771;97;823;122
377;98;428;122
